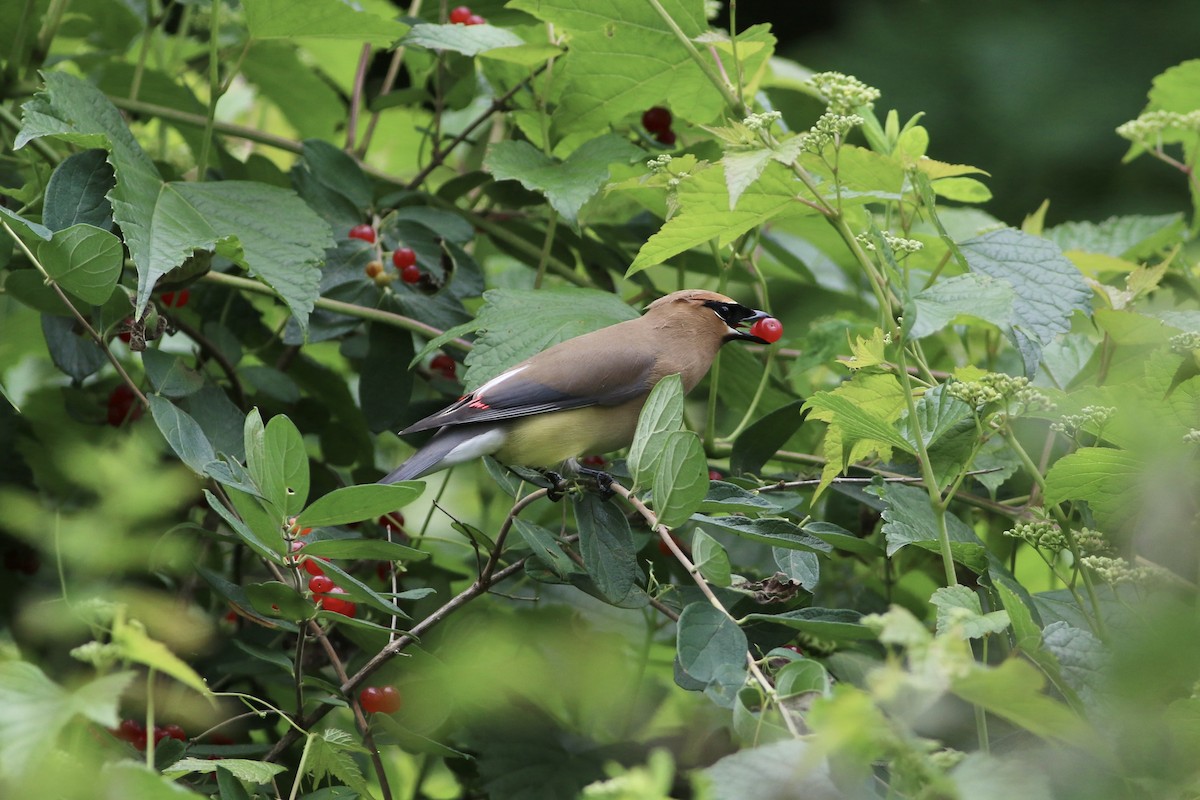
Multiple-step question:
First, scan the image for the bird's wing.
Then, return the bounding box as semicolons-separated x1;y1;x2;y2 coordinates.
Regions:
402;337;657;434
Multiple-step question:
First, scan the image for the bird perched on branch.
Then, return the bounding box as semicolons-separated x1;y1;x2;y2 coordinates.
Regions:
379;289;781;485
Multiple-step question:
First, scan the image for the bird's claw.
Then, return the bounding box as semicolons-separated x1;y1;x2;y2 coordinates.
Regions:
540;470;568;501
575;467;615;500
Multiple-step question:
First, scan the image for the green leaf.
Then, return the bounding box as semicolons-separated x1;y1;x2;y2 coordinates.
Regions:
0;661;134;778
484;135;641;226
243;0;406;43
572;492;640;605
1045;213;1185;260
628;374;686;488
459;288;638;389
403;22;525;56
730;400;806;475
774;659;833;697
949;753;1055;800
1044;446;1142;530
951;659;1086;742
111;615;210;695
295;483;425;527
299;538;426;562
693;515;832;553
804;387;914;455
205;489;285;565
803;520;881;556
960;228;1092;375
361;322;415;435
512;519;580;579
305;729;376;799
740;608;875;642
910;273;1015;339
930;176;992;203
651;430;708;528
1041;621;1106;707
897;384;974;450
773;547;820;591
675;602;747;704
0;205;53;241
698;482;783;515
291;139;374;229
930;585;1011;639
37;223;123;304
164;758;286;784
142;351;205;398
43;148;114;231
245;581;315;621
311;558;411;619
722;147;774;210
703;740;840;799
263;414;308;516
148;395;216;476
867;482;987;573
691;530;731;587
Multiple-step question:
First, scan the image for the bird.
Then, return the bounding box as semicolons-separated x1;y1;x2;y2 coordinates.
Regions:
378;289;777;485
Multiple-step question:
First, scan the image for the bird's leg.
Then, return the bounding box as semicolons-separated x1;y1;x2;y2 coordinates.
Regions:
574;466;615;500
538;469;569;502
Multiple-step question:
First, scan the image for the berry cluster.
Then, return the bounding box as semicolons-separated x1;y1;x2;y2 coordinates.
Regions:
641;106;677;146
110;719;186;750
449;5;486;25
350;224;424;286
360;685;402;714
290;538;355;618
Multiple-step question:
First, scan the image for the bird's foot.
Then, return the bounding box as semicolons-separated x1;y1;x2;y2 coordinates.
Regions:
539;469;569;502
574;466;615;500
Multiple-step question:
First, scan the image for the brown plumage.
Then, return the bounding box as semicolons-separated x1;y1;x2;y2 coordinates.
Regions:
380;289;773;483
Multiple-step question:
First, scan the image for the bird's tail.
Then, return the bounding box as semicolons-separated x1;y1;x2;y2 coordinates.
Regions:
377;425;502;484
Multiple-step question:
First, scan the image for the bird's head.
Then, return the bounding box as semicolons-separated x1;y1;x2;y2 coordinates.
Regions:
645;289;775;344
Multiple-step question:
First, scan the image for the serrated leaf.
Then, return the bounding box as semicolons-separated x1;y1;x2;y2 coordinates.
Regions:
651;430;708;528
805;383;914;455
572;492;640;605
931;585;1011;639
896;384;974;449
960;228;1092;376
149;395;216;476
43;148;115;231
1044;446;1142;531
1045;213;1185;260
36;223;123;304
403;22;525;56
243;0;406;43
306;729;376;799
910;272;1014;339
111;615;210;695
164;757;286;784
0;662;134;778
866;482;987;573
484;135;641;225
723;147;774;210
459;288;637;389
295;483;425;527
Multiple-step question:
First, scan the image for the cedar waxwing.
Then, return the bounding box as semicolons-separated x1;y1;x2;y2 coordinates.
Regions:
379;289;778;483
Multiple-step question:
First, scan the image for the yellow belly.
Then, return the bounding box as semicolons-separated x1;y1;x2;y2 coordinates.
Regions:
493;402;642;467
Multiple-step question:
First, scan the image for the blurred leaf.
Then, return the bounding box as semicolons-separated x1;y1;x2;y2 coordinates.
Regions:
164;757;286;784
360;322;415;435
951;659;1087;742
1044;447;1142;531
245;581;314;621
41;314;106;381
1045;213;1184;260
741;608;875;642
949;753;1054;800
572;492;640;605
775;659;832;697
243;0;406;43
299;538;426;562
111;614;210;694
149;395;215;476
43;148;114;231
1042;621;1106;707
295;483;425;527
930;585;1011;639
702;736;840;798
403;22;525;56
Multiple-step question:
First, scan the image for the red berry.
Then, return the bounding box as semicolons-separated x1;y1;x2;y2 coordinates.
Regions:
349;224;376;243
376;562;393;581
361;685;402;713
392;247;417;269
299;528;313;537
449;5;472;23
365;261;384;278
379;512;405;531
400;264;421;284
657;533;682;557
106;385;143;427
708;469;723;481
581;455;606;467
114;718;144;743
641;106;672;133
309;575;335;594
160;289;190;307
749;317;783;343
655;129;676;146
163;724;186;741
319;587;356;617
466;13;485;24
290;541;328;576
430;354;456;379
783;644;805;655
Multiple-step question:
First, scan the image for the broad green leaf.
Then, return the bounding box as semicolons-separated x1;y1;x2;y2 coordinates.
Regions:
512;519;579;579
164;758;286;784
306;729;375;799
484;135;641;225
196;566;298;632
361;322;415;435
263;414;308;516
628;373;686;487
866;483;987;573
42;314;106;381
0;661;134;778
111;615;210;694
960;228;1092;376
572;492;640;605
36;223;122;304
142;351;205;398
804;385;914;455
691;530;731;587
930;585;1011;639
741;608;875;642
299;538;426;562
295;483;425;527
723;147;774;210
149;395;216;476
896;384;974;449
730;400;806;476
772;547;820;591
698;482;783;515
694;515;831;553
1046;213;1184;260
291;139;374;229
245;581;315;621
1044;447;1142;531
931;176;992;203
949;753;1054;800
0;205;53;241
775;659;833;697
676;602;748;702
243;0;406;43
703;740;840;799
628;160;815;275
651;430;708;528
910;272;1014;339
1041;621;1106;707
43;148;114;231
951;659;1087;742
803;521;881;556
403;22;525;56
242;43;344;141
458;288;638;389
205;489;285;564
311;558;411;619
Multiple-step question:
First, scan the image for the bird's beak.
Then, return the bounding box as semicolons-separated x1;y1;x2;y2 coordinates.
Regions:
727;308;772;344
